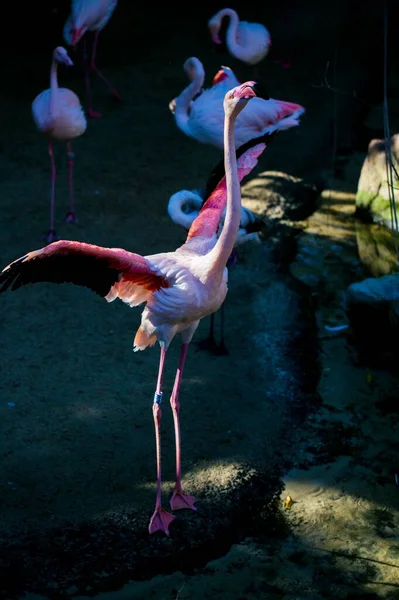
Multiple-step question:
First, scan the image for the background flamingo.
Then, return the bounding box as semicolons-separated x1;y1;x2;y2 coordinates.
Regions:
171;56;305;149
32;46;87;243
168;131;277;354
208;8;271;75
0;82;261;537
63;0;120;118
169;62;239;115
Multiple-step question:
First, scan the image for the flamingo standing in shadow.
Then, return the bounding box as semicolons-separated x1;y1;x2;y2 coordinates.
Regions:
171;56;304;149
63;0;120;118
0;82;264;537
32;46;87;243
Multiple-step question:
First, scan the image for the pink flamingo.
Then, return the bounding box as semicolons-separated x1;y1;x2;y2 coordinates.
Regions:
208;8;272;73
63;0;120;118
0;81;263;536
32;46;87;244
171;57;304;149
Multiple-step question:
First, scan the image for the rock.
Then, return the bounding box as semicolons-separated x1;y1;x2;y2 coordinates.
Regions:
355;134;399;229
243;170;324;223
346;273;399;366
355;221;399;277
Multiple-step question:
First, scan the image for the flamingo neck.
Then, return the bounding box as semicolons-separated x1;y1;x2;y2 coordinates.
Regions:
221;9;241;56
168;190;202;230
49;56;60;121
174;70;204;137
208;108;241;271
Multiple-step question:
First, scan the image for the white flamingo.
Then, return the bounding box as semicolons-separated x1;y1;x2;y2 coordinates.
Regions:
208;8;271;68
171;57;304;149
32;47;87;243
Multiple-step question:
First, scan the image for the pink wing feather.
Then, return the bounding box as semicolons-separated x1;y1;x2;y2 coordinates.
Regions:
187;142;266;240
0;240;169;307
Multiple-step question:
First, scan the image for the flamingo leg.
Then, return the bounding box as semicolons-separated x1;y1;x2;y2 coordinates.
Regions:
44;141;57;244
90;30;120;100
83;38;101;118
216;302;229;356
148;346;176;536
65;141;77;224
169;343;196;512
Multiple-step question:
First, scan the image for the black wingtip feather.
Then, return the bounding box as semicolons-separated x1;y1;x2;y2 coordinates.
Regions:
0;252;121;298
203;131;278;202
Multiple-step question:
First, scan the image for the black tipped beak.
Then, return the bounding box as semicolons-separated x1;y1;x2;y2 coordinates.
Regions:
252;82;270;101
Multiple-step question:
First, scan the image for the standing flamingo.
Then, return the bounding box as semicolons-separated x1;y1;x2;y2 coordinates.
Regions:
63;0;120;118
168;131;278;354
0;81;262;536
171;56;304;149
208;8;271;74
32;46;87;243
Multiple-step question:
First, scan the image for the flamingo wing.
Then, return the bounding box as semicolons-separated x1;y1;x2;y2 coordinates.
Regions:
0;240;169;306
187;134;275;240
203;130;277;200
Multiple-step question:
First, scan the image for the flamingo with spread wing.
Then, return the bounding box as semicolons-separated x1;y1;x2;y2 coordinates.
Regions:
1;82;264;536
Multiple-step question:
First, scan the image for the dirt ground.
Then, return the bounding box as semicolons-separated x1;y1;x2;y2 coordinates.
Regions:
0;2;398;599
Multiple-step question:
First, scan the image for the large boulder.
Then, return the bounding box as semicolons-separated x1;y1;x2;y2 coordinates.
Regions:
355;135;399;229
346;273;399;367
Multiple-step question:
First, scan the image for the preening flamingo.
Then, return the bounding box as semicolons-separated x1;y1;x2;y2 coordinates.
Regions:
171;57;305;149
32;46;87;244
208;8;271;70
169;63;239;115
0;82;262;536
168;132;277;354
64;0;120;118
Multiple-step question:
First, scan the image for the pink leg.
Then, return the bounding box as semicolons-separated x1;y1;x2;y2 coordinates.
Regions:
65;141;77;224
44;141;57;244
90;30;120;100
169;343;197;512
83;38;101;118
148;346;176;536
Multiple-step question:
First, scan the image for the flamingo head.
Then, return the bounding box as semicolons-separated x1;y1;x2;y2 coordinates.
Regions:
224;81;257;117
53;47;73;67
183;57;205;82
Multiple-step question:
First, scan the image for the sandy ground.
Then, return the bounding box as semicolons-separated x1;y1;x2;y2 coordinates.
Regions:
1;1;398;598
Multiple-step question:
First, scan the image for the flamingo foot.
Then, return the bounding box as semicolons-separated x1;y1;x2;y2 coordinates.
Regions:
65;211;78;224
148;507;175;535
170;489;197;512
88;108;102;118
43;229;57;244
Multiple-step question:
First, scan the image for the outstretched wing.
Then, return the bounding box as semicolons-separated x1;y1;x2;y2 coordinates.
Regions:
187;132;277;240
0;240;170;307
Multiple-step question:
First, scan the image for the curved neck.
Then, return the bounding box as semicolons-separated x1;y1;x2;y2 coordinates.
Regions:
168;190;202;230
174;70;204;137
221;9;241;56
49;56;60;121
208;107;241;271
